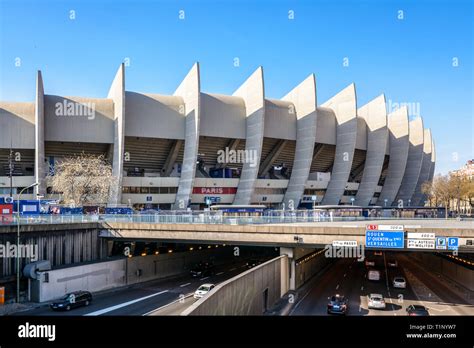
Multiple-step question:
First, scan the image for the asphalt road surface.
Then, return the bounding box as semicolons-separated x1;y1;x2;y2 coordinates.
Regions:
291;251;474;316
14;257;260;316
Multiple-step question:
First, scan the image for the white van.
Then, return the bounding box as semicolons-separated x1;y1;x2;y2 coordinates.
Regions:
368;269;381;281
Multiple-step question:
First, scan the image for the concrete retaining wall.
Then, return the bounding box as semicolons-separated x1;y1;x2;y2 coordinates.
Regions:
295;249;332;288
182;255;289;315
410;253;474;291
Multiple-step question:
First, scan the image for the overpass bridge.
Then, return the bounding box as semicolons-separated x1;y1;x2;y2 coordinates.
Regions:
99;219;474;252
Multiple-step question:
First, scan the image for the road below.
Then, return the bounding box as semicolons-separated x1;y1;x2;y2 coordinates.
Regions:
291;251;474;316
14;257;261;316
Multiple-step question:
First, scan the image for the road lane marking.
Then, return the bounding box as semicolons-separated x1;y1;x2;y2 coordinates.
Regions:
143;293;194;316
200;277;209;281
180;283;191;287
229;268;236;271
335;284;339;290
84;290;169;316
361;286;364;291
216;272;224;276
343;273;347;277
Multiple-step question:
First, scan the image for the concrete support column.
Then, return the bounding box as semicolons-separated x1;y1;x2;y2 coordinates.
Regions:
377;106;409;206
34;71;46;195
354;94;388;206
280;247;295;291
395;117;424;206
320;84;358;205
173;63;201;210
107;64;126;206
233;67;265;205
412;129;433;206
282;74;318;209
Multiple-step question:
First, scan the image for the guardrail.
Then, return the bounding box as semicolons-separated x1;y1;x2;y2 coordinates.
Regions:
0;213;472;226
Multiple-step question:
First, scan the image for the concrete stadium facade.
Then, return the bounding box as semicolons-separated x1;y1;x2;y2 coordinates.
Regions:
0;64;435;209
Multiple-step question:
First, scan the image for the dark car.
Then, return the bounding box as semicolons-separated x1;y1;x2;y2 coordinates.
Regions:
50;291;92;311
327;294;348;315
190;262;214;278
406;305;430;316
246;259;262;269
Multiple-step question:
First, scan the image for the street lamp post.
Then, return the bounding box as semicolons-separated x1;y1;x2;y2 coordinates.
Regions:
350;197;355;206
384;199;388;207
16;182;38;303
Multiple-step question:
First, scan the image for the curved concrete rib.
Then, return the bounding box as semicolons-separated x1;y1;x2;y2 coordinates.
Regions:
282;74;317;209
320;84;357;205
395;117;424;206
107;63;126;206
376;106;409;207
411;129;433;206
173;63;201;209
354;94;388;206
35;70;46;196
232;67;265;205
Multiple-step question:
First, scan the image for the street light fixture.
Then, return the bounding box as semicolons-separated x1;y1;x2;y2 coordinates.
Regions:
16;182;38;303
384;199;388;207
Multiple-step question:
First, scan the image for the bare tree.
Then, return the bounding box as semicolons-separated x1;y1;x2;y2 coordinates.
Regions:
47;153;117;206
421;181;434;206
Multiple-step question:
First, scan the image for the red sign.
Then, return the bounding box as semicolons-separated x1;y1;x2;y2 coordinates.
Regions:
192;187;237;195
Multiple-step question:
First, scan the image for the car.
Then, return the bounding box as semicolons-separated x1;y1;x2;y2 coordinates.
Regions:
194;283;215;299
365;259;375;267
387;260;398;268
327;294;348;315
406;305;430;316
190;262;214;278
393;276;406;289
367;269;381;281
367;294;386;309
246;259;262;269
50;291;92;311
374;251;383;256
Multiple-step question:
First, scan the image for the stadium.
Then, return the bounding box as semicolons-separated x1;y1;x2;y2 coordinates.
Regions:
0;63;435;211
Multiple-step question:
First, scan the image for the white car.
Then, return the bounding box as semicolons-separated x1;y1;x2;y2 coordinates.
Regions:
367;269;381;281
365;259;375;267
393;277;406;289
367;294;386;309
194;283;215;299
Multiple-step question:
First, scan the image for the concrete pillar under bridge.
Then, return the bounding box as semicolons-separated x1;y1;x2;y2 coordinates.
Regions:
280;247;331;290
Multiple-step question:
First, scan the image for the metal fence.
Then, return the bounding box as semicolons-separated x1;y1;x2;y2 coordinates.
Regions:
1;211;471;226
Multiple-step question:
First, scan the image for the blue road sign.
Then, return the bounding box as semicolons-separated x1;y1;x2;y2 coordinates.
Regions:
365;231;405;249
448;237;459;250
436;237;447;250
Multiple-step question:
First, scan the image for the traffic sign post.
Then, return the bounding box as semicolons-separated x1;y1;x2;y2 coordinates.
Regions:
436;237;447;250
448;237;459;250
365;225;405;249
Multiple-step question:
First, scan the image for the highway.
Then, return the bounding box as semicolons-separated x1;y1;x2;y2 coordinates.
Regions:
14;257;260;316
291;251;474;316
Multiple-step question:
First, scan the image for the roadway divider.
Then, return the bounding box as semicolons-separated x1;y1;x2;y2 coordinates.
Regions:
181;255;289;315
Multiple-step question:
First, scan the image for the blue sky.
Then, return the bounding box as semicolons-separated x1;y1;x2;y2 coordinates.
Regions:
0;0;472;175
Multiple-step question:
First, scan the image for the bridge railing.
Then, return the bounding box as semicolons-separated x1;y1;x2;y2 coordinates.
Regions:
1;212;472;226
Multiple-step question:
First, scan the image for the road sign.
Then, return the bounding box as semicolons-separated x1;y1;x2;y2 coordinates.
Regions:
366;224;404;231
332;240;357;247
407;239;435;249
407;232;435;239
204;196;221;204
448;237;459;250
365;231;405;249
436;237;447;250
311;195;317;201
